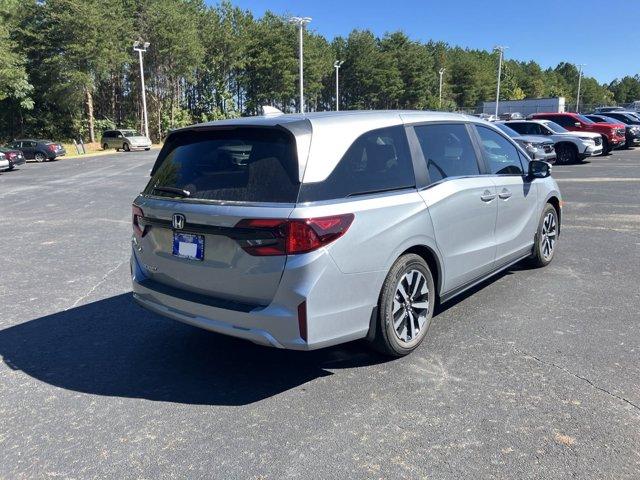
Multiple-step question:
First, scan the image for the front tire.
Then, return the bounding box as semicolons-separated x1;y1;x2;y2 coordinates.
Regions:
602;137;611;156
34;152;46;163
371;254;436;357
555;144;578;164
530;204;559;268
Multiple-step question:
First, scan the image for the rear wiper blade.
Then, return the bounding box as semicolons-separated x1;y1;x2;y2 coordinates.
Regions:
152;186;191;197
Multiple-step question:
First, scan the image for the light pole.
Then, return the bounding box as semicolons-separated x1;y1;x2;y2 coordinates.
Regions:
494;45;508;118
133;41;150;138
438;67;445;109
289;16;312;113
575;64;586;112
334;60;344;111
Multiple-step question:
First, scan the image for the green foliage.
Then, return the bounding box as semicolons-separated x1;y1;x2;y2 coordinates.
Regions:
0;0;638;142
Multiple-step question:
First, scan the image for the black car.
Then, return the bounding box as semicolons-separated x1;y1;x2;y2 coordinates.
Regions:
586;113;640;149
8;139;66;162
0;147;26;170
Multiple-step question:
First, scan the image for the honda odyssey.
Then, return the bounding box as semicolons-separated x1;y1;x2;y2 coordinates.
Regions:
131;111;561;356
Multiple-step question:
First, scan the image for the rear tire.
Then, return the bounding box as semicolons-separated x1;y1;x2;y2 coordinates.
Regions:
103;143;109;150
371;254;436;357
530;204;559;268
123;143;130;152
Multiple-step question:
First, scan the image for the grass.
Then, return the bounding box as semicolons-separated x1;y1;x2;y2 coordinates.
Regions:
60;142;161;159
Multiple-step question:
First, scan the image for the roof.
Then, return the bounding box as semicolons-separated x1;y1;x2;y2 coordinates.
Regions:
177;110;484;182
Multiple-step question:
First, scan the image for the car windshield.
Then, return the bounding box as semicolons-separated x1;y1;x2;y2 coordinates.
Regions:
494;123;520;138
544;121;567;133
122;130;140;137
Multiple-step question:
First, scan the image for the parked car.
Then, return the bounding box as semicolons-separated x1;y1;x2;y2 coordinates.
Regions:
498;112;524;120
0;147;26;171
8;139;66;162
529;112;625;155
506;119;603;164
101;129;152;152
593;106;625;114
494;122;556;162
0;152;9;171
131;111;562;357
585;113;640;149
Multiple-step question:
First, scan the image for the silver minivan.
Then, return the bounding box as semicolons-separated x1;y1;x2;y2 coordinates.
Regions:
131;111;561;356
102;129;152;152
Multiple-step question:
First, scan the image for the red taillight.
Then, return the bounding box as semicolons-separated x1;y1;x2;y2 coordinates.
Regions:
297;301;308;341
5;152;16;160
48;144;56;152
235;214;354;256
132;205;145;237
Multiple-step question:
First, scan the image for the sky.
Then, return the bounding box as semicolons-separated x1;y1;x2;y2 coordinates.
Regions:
218;0;639;84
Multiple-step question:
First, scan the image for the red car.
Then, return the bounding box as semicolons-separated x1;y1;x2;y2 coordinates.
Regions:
530;112;626;155
0;147;26;171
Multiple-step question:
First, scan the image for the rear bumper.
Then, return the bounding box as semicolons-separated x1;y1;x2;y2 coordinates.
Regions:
131;245;379;350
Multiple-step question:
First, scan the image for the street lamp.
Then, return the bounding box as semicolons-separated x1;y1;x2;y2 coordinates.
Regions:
334;60;344;111
438;68;446;109
494;45;508;118
575;64;586;113
289;16;312;114
133;41;150;139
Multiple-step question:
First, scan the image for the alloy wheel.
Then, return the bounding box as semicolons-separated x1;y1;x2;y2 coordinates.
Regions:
540;212;557;260
392;269;430;344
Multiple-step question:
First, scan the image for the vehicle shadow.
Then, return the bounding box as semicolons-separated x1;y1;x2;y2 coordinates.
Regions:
0;294;387;406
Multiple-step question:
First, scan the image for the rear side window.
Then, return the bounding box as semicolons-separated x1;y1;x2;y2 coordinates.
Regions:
145;127;299;203
475;125;524;175
298;126;415;202
545;115;573;128
413;123;480;183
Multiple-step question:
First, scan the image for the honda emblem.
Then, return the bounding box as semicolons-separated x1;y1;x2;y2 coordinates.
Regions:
172;213;185;230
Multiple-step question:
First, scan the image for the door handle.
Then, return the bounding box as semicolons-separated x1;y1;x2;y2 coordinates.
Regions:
480;190;496;202
498;189;512;200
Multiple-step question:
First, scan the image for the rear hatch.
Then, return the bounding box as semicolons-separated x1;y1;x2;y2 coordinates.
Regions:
134;126;300;306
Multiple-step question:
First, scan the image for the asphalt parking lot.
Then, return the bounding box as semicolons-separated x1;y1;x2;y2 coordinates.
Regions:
1;150;639;479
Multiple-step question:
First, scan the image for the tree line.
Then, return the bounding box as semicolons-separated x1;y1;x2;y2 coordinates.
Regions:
1;0;639;142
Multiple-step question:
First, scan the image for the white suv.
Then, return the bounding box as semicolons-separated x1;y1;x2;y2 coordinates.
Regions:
506;120;602;163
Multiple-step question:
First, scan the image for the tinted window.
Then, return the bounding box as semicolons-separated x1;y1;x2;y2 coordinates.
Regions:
508;122;539;135
547;115;574;128
494;123;520;138
103;131;113;138
413;124;479;183
145;127;299;203
298;126;414;202
476;126;524;175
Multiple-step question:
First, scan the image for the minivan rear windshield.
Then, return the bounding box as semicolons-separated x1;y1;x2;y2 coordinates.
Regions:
145;127;299;203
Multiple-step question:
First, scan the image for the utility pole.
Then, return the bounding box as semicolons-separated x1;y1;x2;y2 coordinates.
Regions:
289;16;312;113
438;68;446;109
575;64;586;112
133;41;150;138
494;45;508;118
334;60;344;111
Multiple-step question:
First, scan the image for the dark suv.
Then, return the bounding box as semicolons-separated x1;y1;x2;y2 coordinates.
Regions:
530;112;626;155
585;113;640;149
9;139;66;162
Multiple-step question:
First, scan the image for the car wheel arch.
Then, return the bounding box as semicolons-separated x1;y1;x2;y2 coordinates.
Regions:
398;244;443;300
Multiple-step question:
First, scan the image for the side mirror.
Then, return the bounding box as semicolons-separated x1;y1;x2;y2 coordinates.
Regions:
528;160;551;179
574;122;581;128
118;134;123;138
